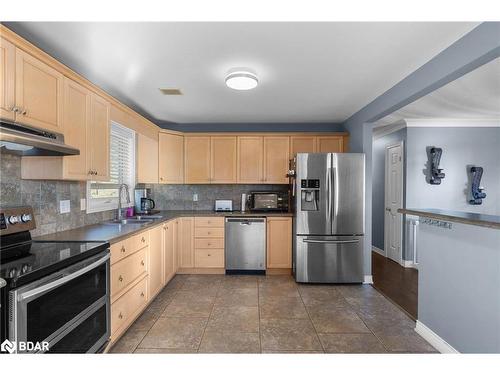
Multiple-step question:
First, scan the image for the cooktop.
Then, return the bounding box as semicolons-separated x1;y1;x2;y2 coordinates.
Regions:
0;240;109;288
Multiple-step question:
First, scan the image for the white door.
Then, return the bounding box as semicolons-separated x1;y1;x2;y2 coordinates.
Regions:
384;142;403;264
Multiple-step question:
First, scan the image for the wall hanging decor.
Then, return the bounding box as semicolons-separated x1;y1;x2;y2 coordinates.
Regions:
469;166;486;205
429;147;445;185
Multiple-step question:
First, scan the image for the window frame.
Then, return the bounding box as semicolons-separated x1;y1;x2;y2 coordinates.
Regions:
86;121;136;214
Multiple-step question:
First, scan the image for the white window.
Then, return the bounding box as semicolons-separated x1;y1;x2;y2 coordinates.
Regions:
86;122;136;213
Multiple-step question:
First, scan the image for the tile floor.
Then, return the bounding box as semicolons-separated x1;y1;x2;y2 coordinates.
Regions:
110;274;437;354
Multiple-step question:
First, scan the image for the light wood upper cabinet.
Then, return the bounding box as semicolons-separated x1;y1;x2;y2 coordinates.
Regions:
263;136;290;184
179;217;194;268
237;136;264;183
266;217;292;269
184;136;211;184
290;136;317;156
89;93;110;181
62;78;91;180
15;48;64;133
159;132;184;184
0;38;15;121
137;134;159;183
317;136;344;153
211;136;237;183
149;225;163;298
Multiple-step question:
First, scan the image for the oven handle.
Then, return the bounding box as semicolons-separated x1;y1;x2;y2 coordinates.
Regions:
17;253;110;302
303;239;360;244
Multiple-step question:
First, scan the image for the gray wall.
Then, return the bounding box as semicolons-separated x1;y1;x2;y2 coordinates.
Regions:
0;153;115;237
371;128;407;250
406;126;500;215
149;183;289;211
161;122;345;133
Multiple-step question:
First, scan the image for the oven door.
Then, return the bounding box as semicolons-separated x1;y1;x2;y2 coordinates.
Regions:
9;251;110;353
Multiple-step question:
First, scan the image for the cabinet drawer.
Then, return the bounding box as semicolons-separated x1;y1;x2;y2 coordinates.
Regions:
194;238;224;249
194;227;224;238
195;217;224;228
111;276;148;335
111;248;148;299
110;238;132;265
130;231;149;250
194;249;224;268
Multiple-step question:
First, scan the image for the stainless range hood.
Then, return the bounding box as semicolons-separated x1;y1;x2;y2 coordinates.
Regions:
0;121;80;156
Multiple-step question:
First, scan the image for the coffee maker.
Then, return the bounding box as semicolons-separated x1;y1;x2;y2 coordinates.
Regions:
134;188;157;215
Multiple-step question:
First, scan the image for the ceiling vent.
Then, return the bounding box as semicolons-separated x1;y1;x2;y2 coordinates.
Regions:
159;88;183;95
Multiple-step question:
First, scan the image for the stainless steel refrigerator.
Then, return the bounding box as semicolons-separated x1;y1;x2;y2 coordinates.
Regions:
293;153;365;283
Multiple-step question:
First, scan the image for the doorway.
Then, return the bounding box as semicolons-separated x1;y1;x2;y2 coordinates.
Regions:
384;142;403;265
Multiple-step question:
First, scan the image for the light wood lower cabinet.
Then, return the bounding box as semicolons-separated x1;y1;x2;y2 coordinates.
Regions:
179;217;194;268
148;225;163;298
266;217;293;269
163;220;176;284
194;216;224;268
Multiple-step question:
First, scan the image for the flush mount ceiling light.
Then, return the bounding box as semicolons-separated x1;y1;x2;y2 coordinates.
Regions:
225;70;258;90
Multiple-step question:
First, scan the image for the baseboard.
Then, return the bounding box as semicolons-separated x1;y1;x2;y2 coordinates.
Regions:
176;268;225;274
403;260;419;269
415;321;459;353
266;268;292;275
372;246;385;256
363;275;373;284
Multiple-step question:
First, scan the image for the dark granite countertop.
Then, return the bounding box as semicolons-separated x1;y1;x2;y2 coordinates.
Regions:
398;208;500;230
34;210;293;244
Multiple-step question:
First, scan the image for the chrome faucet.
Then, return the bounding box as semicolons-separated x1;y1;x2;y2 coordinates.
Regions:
117;183;130;220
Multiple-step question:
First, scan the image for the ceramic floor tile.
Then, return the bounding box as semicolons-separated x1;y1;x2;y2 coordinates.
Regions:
306;305;370;333
110;330;148;353
215;288;259;307
206;306;260;333
198;331;261;353
259;296;308;319
319;333;387;353
260;318;323;352
138;317;208;350
162;299;214;318
375;332;438;353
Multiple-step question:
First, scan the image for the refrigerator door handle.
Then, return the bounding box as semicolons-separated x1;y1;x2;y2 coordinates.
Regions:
326;166;332;225
303;239;360;244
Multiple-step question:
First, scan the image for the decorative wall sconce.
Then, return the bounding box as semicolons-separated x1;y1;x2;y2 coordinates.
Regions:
429;147;445;185
469;166;486;205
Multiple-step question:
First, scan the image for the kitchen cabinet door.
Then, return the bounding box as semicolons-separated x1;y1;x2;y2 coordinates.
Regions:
164;221;175;284
184;136;211;184
15;48;64;133
211;136;237;183
0;37;15;121
290;136;316;156
317;136;344;153
149;225;163;298
62;78;91;180
89;93;110;181
159;132;184;183
266;217;292;269
237;136;263;183
263;136;290;184
137;133;159;183
179;217;194;268
173;219;179;273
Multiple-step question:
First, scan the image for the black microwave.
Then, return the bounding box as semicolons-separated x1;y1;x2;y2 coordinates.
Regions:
248;191;289;212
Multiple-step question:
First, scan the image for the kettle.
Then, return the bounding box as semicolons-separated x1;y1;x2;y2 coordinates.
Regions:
140;198;155;214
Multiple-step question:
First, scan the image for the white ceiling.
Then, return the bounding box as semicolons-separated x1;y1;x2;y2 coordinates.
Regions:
374;57;500;128
5;22;479;125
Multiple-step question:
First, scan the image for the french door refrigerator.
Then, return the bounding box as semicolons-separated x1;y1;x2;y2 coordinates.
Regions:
293;153;365;283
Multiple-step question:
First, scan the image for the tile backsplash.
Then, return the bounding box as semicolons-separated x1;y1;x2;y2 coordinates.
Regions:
0;153;114;237
146;184;290;211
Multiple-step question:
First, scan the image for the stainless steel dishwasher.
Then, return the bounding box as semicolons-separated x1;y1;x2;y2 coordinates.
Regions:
225;217;266;273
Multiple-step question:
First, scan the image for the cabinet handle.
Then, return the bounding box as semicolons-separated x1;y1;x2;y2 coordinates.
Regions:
21;109;27;115
121;245;126;253
208;253;211;257
118;313;123;319
141;237;145;243
141;260;145;266
118;275;123;282
141;292;145;297
208;243;211;246
160;177;164;181
11;106;19;113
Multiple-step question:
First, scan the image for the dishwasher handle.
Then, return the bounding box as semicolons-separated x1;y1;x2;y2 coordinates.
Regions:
226;218;266;224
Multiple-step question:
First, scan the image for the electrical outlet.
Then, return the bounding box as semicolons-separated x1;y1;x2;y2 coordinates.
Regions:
80;198;86;211
59;200;70;214
193;193;198;202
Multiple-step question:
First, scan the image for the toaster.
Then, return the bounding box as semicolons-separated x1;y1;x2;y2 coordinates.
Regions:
215;200;233;212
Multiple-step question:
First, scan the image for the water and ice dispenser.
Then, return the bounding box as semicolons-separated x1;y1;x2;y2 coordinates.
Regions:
300;179;320;211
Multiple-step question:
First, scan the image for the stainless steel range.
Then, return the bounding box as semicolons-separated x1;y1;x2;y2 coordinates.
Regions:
0;207;110;353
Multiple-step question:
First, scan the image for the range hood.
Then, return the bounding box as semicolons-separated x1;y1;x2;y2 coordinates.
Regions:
0;121;80;156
